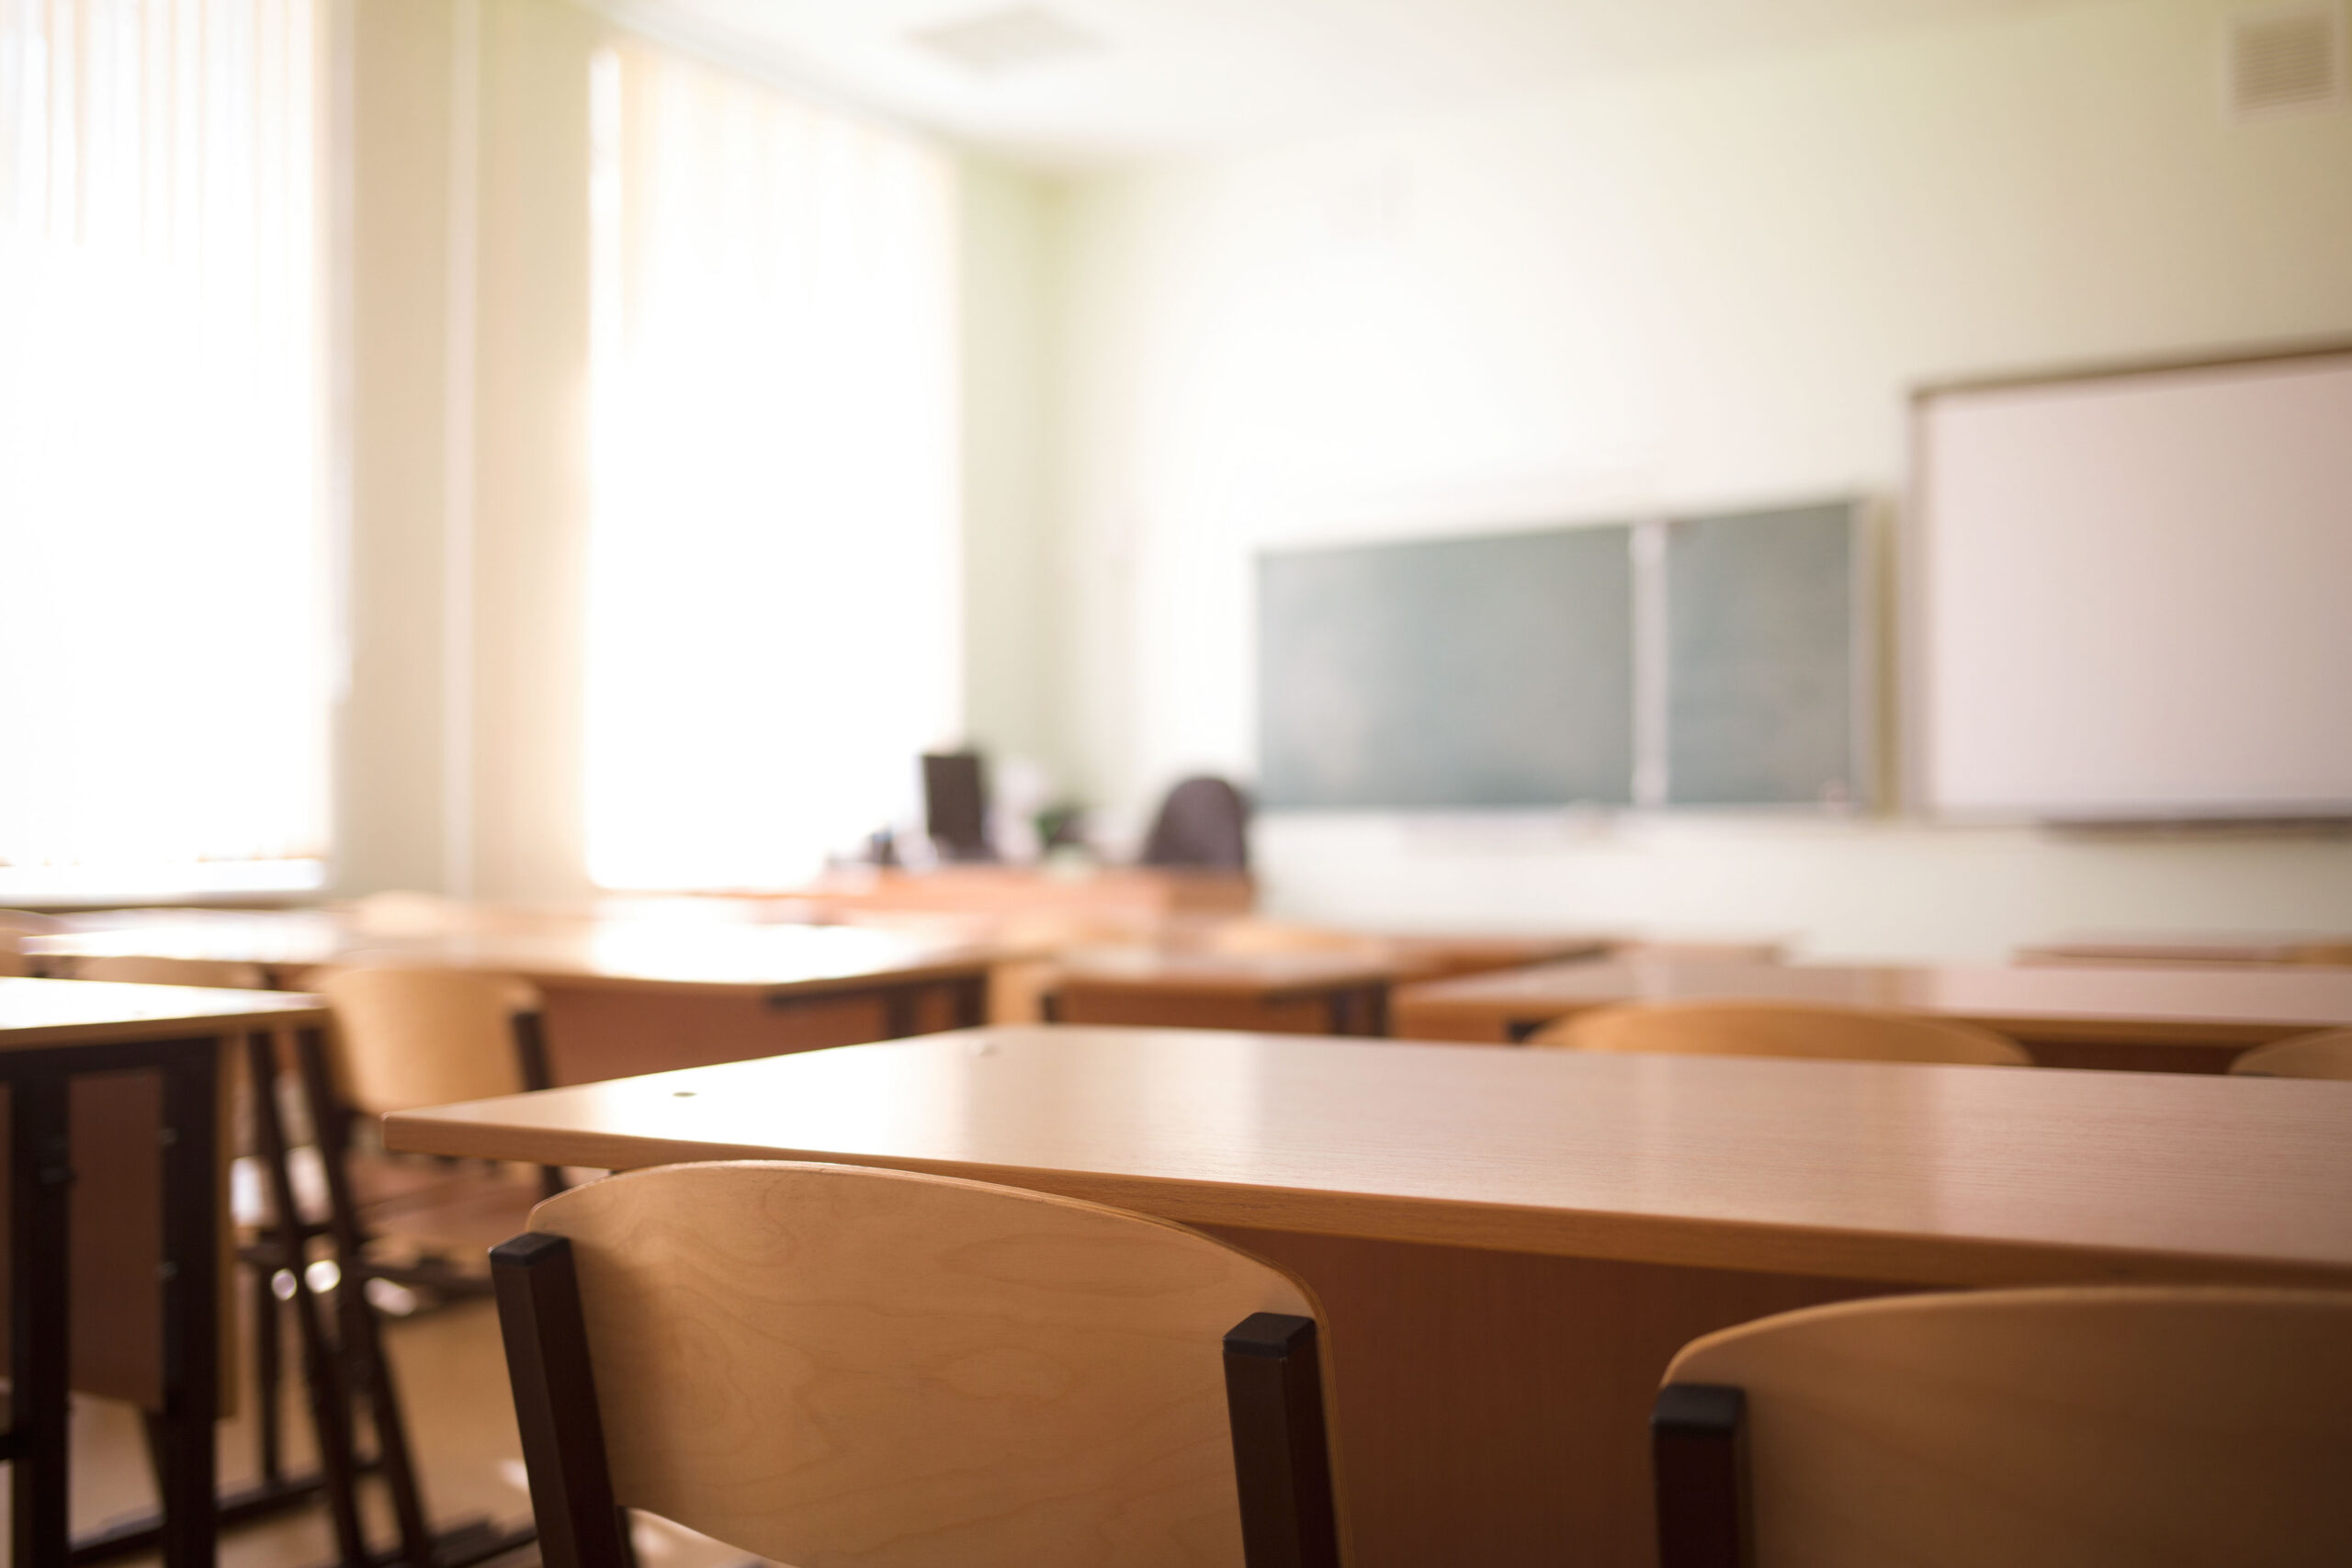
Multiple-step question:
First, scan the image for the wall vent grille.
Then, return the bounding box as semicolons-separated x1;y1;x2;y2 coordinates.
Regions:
909;7;1099;74
2229;5;2345;118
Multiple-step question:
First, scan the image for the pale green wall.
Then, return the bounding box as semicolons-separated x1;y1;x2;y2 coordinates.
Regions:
957;158;1067;779
1043;0;2352;955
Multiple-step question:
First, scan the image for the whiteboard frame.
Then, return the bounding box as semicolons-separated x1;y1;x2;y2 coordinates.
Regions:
1904;338;2352;825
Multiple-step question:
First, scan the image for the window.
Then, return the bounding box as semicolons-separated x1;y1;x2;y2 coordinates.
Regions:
0;0;332;897
583;41;960;890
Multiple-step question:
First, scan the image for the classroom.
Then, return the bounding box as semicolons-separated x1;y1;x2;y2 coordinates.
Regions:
4;0;2351;1563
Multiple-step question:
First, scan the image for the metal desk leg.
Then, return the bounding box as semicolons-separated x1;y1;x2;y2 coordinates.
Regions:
154;1039;222;1568
10;1069;72;1568
952;976;989;1030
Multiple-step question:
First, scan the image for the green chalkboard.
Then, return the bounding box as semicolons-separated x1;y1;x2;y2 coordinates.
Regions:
1257;526;1634;808
1664;502;1868;807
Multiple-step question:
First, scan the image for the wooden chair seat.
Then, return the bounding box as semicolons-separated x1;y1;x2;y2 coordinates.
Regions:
1653;1286;2352;1567
494;1159;1342;1568
1531;998;2030;1066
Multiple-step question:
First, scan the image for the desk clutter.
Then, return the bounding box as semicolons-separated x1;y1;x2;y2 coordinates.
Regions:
19;892;2352;1566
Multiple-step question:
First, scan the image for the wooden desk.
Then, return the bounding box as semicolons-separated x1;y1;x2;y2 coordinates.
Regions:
2019;931;2352;967
795;864;1255;919
386;1026;2352;1568
1391;957;2352;1073
31;914;995;1083
0;979;330;1567
1180;920;1611;977
1043;948;1403;1034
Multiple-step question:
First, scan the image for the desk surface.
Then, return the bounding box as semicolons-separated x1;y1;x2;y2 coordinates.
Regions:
31;911;993;996
0;976;328;1049
386;1024;2352;1291
1391;957;2352;1046
798;865;1255;918
2018;931;2352;966
1050;947;1405;998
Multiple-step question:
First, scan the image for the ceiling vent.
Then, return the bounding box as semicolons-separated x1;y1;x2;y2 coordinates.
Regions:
2227;4;2345;118
910;6;1100;74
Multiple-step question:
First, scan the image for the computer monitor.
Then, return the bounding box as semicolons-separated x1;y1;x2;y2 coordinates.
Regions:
922;751;993;862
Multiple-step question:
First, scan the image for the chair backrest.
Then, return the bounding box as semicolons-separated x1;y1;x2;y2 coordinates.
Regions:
492;1160;1340;1568
0;932;26;977
75;954;270;989
2229;1027;2352;1079
1202;920;1382;958
0;908;68;936
1141;776;1251;871
1653;1285;2352;1568
313;965;542;1114
347;889;465;936
1531;998;2030;1066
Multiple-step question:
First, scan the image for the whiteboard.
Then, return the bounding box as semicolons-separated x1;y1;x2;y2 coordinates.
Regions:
1913;349;2352;820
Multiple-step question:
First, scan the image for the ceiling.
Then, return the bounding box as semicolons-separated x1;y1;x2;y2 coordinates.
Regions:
597;0;2084;167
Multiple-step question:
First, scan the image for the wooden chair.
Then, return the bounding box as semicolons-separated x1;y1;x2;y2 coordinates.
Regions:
309;965;566;1269
492;1160;1344;1568
1530;999;2030;1066
2228;1027;2352;1080
1651;1285;2352;1567
294;965;557;1567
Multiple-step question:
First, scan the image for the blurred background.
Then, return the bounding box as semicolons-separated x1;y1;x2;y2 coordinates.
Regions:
4;0;2350;958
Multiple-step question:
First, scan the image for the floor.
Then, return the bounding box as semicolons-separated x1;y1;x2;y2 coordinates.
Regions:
49;1290;766;1568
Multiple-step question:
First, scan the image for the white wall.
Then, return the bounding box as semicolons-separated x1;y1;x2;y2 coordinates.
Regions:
1045;0;2352;957
338;0;1048;901
959;159;1065;769
339;0;458;897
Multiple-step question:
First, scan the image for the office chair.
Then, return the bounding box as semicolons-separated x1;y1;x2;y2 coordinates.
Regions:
1141;776;1251;872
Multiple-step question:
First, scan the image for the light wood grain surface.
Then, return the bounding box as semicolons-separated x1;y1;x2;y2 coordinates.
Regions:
1529;998;2031;1066
0;976;326;1047
1664;1286;2352;1566
1051;948;1405;998
388;1025;2352;1290
797;864;1257;918
1391;956;2352;1069
394;1027;2352;1567
533;1160;1320;1567
2018;931;2352;966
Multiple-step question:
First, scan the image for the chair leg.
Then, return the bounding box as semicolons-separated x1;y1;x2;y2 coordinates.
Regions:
293;1026;438;1567
1221;1313;1341;1568
1651;1383;1750;1568
243;1031;371;1566
511;1010;569;1201
252;1248;285;1483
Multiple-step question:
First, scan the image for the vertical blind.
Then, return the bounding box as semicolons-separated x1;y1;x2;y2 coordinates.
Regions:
584;41;960;890
0;0;331;890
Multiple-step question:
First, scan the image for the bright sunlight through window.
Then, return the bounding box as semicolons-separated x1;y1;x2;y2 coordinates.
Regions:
584;42;961;892
0;0;332;898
